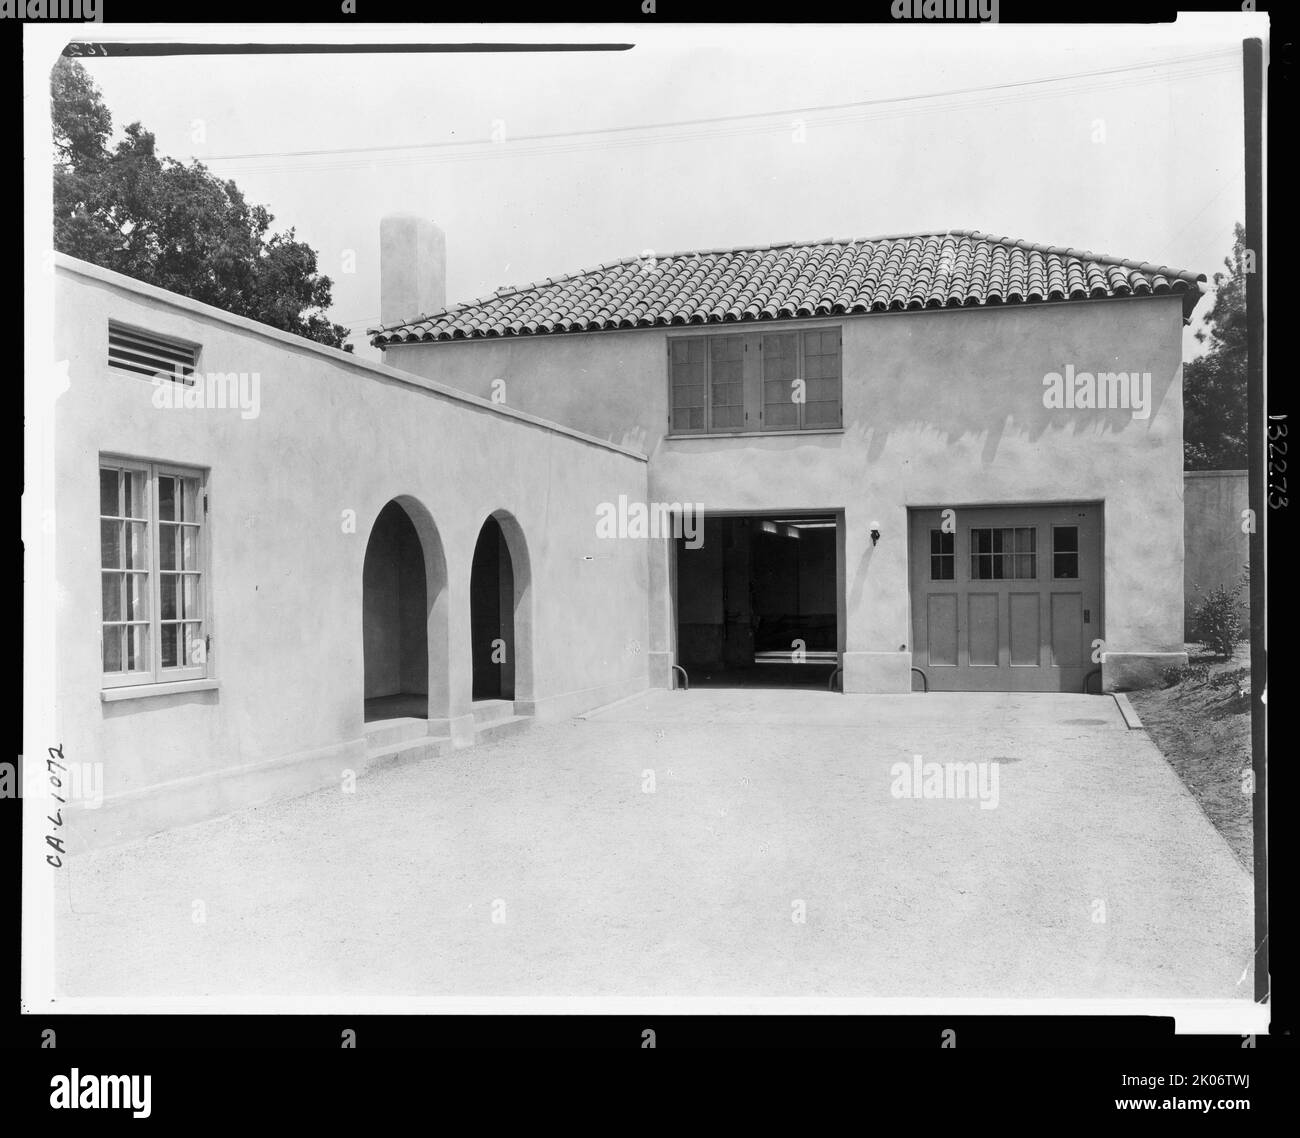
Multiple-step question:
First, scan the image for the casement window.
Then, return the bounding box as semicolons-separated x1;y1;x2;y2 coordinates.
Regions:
100;458;209;688
108;321;199;384
760;329;842;430
669;327;842;435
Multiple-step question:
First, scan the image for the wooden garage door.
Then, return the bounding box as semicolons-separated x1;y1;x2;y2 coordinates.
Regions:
909;505;1102;692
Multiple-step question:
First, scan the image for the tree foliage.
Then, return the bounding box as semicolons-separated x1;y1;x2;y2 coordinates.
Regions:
1183;223;1249;470
52;58;350;350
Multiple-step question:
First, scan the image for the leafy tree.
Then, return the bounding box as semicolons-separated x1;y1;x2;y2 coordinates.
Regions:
52;58;351;350
1183;223;1249;470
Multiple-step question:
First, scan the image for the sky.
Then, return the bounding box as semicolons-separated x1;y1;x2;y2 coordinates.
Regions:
48;20;1253;362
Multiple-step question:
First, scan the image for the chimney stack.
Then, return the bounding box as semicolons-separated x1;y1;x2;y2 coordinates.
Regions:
380;214;446;326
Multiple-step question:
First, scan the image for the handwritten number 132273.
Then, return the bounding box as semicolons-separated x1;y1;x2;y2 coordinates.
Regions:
1269;418;1287;509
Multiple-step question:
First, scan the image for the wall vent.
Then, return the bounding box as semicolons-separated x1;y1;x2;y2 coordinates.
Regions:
108;322;199;384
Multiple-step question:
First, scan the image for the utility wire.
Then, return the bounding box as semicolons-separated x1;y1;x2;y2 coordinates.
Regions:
196;47;1239;172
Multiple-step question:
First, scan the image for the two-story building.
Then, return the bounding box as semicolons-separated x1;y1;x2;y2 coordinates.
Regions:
372;217;1204;697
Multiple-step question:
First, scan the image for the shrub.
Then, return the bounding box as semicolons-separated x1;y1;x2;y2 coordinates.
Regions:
1163;663;1210;687
1191;568;1249;658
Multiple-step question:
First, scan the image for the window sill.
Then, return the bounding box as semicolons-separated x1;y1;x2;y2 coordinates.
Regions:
101;678;219;703
665;428;845;441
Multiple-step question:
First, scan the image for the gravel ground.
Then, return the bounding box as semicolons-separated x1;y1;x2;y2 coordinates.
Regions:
54;691;1254;1001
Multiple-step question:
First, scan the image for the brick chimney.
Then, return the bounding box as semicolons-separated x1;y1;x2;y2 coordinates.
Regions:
380;214;446;326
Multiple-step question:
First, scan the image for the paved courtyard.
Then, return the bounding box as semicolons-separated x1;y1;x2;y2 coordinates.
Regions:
53;691;1254;1000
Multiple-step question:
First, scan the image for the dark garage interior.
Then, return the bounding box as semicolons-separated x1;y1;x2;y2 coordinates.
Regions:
676;514;839;688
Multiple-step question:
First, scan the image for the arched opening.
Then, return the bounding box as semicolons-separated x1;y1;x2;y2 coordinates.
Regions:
363;500;430;721
470;515;516;701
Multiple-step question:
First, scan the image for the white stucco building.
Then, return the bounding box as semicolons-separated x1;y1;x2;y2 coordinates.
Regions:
44;222;1204;849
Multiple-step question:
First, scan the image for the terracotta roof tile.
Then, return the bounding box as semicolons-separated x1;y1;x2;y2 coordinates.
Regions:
370;229;1206;344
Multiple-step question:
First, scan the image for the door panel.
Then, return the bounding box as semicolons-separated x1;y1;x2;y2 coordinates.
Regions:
927;594;958;667
968;593;998;666
909;504;1102;692
1008;592;1039;666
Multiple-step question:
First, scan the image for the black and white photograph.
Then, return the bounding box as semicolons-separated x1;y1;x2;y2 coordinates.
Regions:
19;10;1272;1062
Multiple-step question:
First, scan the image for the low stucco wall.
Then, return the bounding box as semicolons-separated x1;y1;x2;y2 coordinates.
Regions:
1183;470;1250;638
49;258;650;849
386;294;1189;693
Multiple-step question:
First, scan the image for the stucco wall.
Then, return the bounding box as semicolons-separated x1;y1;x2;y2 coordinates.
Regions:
384;294;1189;692
1183;470;1250;637
52;259;649;848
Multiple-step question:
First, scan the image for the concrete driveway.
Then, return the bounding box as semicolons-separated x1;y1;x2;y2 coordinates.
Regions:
53;690;1254;1000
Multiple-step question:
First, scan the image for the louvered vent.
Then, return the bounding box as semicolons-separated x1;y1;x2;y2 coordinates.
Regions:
108;322;199;384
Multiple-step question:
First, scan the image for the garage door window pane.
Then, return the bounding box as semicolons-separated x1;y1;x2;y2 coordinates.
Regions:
971;527;1035;579
930;529;954;579
1053;526;1079;579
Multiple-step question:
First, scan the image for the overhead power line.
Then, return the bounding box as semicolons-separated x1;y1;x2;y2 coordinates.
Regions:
196;47;1239;172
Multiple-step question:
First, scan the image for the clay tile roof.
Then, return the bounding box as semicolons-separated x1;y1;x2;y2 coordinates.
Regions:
369;229;1206;345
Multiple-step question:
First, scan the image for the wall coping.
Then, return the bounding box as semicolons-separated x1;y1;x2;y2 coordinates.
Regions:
54;254;648;464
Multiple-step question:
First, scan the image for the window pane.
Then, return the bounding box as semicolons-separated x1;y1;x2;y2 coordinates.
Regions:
103;627;123;672
180;525;200;571
161;623;181;669
102;574;122;621
764;395;799;427
179;477;201;523
804;400;839;426
1054;553;1079;579
158;475;176;521
1053;526;1079;553
123;470;148;519
930;528;954;581
126;572;149;619
101;520;122;568
709;337;743;430
762;335;797;380
160;524;177;571
161;574;177;621
671;338;704;364
126;522;149;570
802;329;841;433
671;339;707;432
100;468;119;516
125;623;149;671
183;622;205;665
